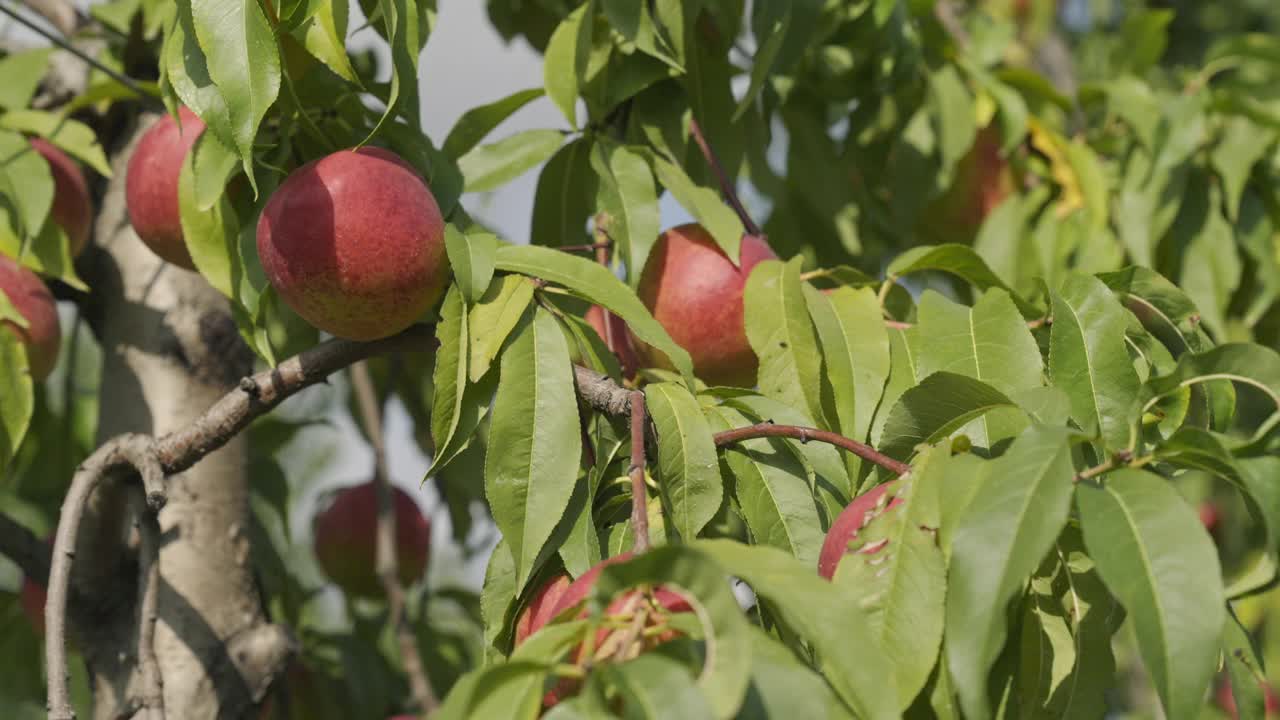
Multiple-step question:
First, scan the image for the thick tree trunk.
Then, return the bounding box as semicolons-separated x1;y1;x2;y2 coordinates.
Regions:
71;115;292;719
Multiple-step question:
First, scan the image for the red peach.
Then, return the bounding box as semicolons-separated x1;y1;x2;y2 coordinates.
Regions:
312;482;431;599
257;147;448;340
29;139;92;257
0;253;61;381
126;107;205;270
631;226;777;387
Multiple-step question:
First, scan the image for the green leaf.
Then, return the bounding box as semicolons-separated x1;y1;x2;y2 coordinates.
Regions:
696;540;898;720
543;1;594;129
915;289;1043;448
480;538;517;655
801;285;889;478
295;0;360;84
459;129;565;193
0;316;34;470
879;372;1024;463
651;154;744;263
832;446;947;710
1063;140;1108;230
178;133;245;302
1139;343;1280;446
945;426;1077;720
494;243;695;387
485;306;582;591
871;327;921;448
0;49;54;111
444;88;545;159
0;129;53;239
744;258;829;429
723;394;850;511
367;0;424;138
1077;469;1225;720
738;625;852;720
705;405;824;564
0;111;112;177
1211;117;1269;221
468;275;535;382
887;244;1038;317
604;654;713;719
1177;192;1242;339
928;66;977;182
591;546;753;718
444;226;497;305
601;0;682;71
644;382;721;540
1223;605;1269;720
734;2;790;121
188;0;281;193
531;137;597;247
429;286;469;469
1049;274;1142;452
436;661;547;720
591;142;660;288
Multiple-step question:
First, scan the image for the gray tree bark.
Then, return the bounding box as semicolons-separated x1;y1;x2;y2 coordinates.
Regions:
70;115;292;719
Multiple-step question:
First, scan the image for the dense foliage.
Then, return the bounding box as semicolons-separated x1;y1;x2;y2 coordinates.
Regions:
0;0;1278;718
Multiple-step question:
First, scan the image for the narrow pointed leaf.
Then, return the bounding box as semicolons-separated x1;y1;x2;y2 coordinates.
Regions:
1077;469;1225;720
706;406;824;565
879;372;1025;463
697;539;898;720
468;275;535;382
485;307;582;590
494;244;694;387
444;87;545;159
445;226;497;305
644;382;721;540
744;258;829;429
1049;274;1142;451
946;426;1077;720
189;0;281;191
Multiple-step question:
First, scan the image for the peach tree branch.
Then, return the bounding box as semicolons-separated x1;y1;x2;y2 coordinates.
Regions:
349;360;439;714
628;390;650;552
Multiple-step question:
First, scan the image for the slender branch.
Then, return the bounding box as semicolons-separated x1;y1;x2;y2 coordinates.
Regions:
349;362;439;714
0;1;159;107
1073;450;1135;484
132;492;165;720
0;512;50;584
714;423;911;476
573;365;633;418
152;325;435;475
558;241;612;253
47;433;162;720
628;391;650;552
688;117;761;236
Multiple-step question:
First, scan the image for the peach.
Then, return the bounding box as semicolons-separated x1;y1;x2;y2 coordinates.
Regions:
312;482;431;599
30;138;92;257
257;147;448;340
0;253;60;381
631;225;776;387
126;106;205;270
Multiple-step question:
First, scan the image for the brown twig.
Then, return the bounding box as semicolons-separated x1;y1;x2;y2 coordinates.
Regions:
688;117;761;236
42;326;434;719
47;434;162;720
558;241;612;253
132;491;165;720
714;423;911;476
0;512;50;584
153;325;435;475
349;362;439;714
628;391;651;552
